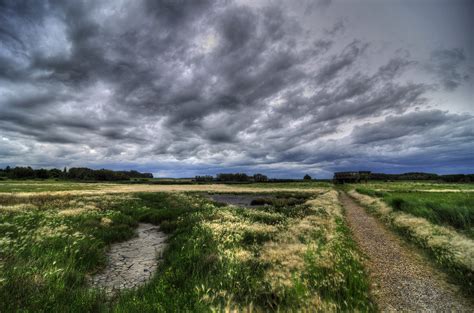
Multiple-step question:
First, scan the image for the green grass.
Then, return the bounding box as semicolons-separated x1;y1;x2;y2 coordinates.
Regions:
358;181;474;192
356;186;474;238
0;180;103;193
0;190;374;312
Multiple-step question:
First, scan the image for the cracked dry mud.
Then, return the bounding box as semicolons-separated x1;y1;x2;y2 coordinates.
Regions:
90;223;167;293
340;192;473;312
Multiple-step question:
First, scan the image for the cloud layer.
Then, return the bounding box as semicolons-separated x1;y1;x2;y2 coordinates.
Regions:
0;0;472;177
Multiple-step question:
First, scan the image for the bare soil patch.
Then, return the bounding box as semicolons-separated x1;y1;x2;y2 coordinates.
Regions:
90;223;167;294
340;192;473;311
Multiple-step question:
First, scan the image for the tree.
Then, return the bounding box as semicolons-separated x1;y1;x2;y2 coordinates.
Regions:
253;173;268;182
35;169;49;179
216;173;250;182
303;174;312;181
195;175;214;182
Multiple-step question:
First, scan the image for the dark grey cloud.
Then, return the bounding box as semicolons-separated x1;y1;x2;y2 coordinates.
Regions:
429;48;471;90
324;20;345;36
0;0;472;177
315;40;368;84
315;0;333;10
350;110;472;144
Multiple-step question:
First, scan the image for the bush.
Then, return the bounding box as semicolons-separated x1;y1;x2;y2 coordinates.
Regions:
390;197;406;211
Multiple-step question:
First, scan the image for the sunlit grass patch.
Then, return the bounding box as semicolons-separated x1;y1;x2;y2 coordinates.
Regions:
356;186;474;237
0;180;103;193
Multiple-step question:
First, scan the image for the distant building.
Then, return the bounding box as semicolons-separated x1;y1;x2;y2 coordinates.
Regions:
333;171;371;184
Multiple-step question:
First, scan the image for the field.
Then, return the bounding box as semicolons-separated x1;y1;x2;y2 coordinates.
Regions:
353;181;474;192
355;184;474;238
0;181;374;312
0;180;105;193
1;180;473;311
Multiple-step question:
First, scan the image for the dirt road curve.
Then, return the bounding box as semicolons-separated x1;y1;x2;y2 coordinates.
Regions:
339;192;473;312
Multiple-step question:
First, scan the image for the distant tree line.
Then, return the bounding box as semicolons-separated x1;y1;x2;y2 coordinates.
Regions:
194;175;214;182
440;174;474;183
195;173;270;182
370;172;474;183
370;172;438;181
0;166;153;181
194;173;317;183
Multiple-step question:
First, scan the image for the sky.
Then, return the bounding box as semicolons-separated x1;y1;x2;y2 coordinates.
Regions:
0;0;473;178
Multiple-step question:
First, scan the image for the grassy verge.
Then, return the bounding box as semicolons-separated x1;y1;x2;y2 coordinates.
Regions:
347;189;474;295
1;190;374;311
355;187;474;238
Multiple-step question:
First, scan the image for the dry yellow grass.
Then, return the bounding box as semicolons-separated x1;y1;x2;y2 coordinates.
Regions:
198;189;366;311
260;191;348;292
0;184;327;197
0;203;36;212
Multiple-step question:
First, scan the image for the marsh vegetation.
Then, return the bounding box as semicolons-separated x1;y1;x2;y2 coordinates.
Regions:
1;180;473;311
0;183;374;312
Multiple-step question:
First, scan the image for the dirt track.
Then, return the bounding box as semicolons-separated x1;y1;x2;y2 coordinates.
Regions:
339;192;473;312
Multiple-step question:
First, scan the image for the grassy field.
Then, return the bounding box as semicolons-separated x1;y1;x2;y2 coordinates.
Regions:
3;179;473;310
0;180;105;193
0;182;374;312
0;180;331;196
355;181;474;192
355;186;474;238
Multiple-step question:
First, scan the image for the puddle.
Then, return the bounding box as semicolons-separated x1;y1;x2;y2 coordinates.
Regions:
206;193;274;207
90;223;167;293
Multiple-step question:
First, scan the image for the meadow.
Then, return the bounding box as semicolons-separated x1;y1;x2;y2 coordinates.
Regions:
2;179;473;311
354;181;474;192
0;181;374;312
0;180;105;193
355;186;474;238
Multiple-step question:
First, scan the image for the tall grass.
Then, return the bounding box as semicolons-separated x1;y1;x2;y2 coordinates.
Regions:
1;191;374;311
356;187;474;238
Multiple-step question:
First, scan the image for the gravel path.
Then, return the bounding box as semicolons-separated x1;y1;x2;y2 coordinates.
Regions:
340;192;473;312
90;223;167;294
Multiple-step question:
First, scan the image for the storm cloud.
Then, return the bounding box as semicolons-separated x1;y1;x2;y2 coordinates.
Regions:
0;0;473;177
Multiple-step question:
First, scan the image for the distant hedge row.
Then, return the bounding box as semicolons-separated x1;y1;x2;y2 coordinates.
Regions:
369;172;474;183
195;173;269;182
0;166;153;181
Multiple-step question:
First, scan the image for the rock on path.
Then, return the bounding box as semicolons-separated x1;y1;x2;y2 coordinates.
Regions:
90;223;167;293
339;192;473;312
